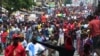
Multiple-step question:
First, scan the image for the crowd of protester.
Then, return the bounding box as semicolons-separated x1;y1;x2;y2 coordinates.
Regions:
0;5;100;56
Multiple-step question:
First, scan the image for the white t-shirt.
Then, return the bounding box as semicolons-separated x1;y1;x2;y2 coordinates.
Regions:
48;27;53;35
12;27;16;31
15;27;20;32
0;31;3;43
26;42;34;56
76;30;81;38
34;43;45;55
22;40;27;48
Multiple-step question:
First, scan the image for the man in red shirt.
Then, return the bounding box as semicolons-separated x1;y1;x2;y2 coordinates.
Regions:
1;29;8;52
88;15;100;55
41;13;47;23
5;34;26;56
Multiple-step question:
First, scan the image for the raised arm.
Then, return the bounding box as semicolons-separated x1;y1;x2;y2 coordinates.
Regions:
37;41;60;51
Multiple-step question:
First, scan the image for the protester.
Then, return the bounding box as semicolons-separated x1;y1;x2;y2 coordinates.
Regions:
1;29;8;53
75;27;81;54
26;38;35;56
41;13;47;23
19;33;27;48
47;35;57;56
88;15;100;56
5;33;26;56
35;36;75;56
57;27;64;46
26;37;45;56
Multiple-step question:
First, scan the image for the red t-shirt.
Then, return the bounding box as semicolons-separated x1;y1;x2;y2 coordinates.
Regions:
41;15;46;23
69;23;75;30
5;43;26;56
89;19;100;37
1;32;8;43
65;37;73;50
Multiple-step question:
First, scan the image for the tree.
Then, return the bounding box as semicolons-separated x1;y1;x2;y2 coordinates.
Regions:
2;0;36;17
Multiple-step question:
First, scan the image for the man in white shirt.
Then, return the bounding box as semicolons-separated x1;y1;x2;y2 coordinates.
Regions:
58;28;64;46
34;43;45;56
26;38;45;56
48;26;53;37
26;42;34;56
75;28;81;53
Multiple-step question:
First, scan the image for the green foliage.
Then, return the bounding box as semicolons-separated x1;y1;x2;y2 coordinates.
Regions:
2;0;36;14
